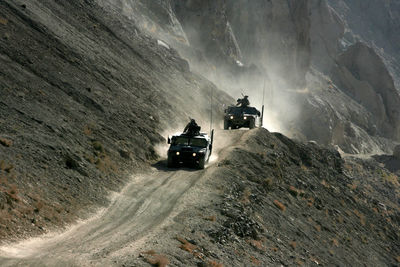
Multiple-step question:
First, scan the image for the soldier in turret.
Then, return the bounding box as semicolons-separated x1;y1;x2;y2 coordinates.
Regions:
236;95;250;108
183;119;201;136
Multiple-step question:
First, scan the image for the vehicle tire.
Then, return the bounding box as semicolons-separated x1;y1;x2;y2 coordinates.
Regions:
249;119;256;129
198;157;205;169
224;120;229;130
167;157;175;168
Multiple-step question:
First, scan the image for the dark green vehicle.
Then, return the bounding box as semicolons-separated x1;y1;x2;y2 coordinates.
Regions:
224;106;262;130
167;130;214;169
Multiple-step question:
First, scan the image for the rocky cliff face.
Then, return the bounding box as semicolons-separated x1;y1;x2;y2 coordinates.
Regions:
103;0;400;154
333;42;400;140
328;0;400;89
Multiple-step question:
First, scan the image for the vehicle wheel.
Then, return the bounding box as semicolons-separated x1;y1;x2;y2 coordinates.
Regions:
224;120;229;130
198;157;205;169
167;157;175;168
249;120;255;129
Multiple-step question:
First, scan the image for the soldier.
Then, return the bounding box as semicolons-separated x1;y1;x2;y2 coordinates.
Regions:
236;95;250;108
184;119;201;136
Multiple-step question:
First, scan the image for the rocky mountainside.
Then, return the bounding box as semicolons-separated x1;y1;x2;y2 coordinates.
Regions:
109;0;400;154
0;0;399;266
0;0;231;241
126;129;399;266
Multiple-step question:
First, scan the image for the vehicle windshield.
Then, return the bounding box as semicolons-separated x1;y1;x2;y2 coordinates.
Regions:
172;136;189;146
227;106;259;115
190;138;208;147
172;136;207;147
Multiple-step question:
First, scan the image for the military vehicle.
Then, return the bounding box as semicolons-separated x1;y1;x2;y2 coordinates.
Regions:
167;130;214;169
224;106;262;130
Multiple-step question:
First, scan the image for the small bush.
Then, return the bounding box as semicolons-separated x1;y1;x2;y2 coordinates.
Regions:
288;186;300;196
0;17;8;25
207;260;223;267
289;241;297;249
177;236;197;253
250;256;261;266
142;250;169;267
241;188;251;204
262;178;273;190
92;141;104;152
273;200;286;211
204;215;216;222
331;238;339;247
83;125;92;136
0;138;12;147
247;239;264;250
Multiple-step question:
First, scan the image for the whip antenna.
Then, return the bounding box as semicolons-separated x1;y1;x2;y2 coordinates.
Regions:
210;86;213;133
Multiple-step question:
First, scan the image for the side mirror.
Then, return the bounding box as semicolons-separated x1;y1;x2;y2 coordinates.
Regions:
167;137;171;144
224;109;227;113
209;144;212;151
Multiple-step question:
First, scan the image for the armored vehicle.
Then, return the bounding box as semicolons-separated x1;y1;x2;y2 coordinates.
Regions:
167;130;214;169
224;106;262;130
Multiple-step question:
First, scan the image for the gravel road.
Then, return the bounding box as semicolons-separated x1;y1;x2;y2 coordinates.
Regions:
0;130;244;266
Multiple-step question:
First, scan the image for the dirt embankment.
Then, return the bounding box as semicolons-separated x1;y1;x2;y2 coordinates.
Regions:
2;128;397;266
0;0;232;242
127;128;399;266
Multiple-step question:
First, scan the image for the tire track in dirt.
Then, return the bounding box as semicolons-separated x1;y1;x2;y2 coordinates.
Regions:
0;130;246;266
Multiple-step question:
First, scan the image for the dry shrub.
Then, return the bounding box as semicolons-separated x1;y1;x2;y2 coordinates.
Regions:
250;256;261;266
241;188;251;204
96;155;117;173
307;197;314;207
382;172;400;187
353;209;366;226
142;250;169;267
83;125;92;136
331;238;339;247
34;199;44;212
271;247;278;252
344;163;353;172
0;17;8;25
247;239;264;250
0;160;14;173
321;180;329;188
300;164;308;171
314;224;321;232
329;249;334;256
289;241;297;249
288;186;299;196
262;178;273;190
361;235;368;244
396;256;400;263
273;200;286;211
142;250;156;255
337;215;344;224
207;260;223;267
204;215;216;222
177;236;197;253
0;138;12;147
92;141;104;152
347;181;359;191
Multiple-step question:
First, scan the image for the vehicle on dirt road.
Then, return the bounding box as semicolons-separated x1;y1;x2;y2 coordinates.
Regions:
167;130;214;169
224;106;262;130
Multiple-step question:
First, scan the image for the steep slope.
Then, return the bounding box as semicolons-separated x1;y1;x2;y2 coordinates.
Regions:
0;0;232;241
327;0;400;89
1;128;398;266
121;129;399;266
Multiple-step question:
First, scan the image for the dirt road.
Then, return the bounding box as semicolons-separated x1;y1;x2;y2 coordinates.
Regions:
0;130;245;266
